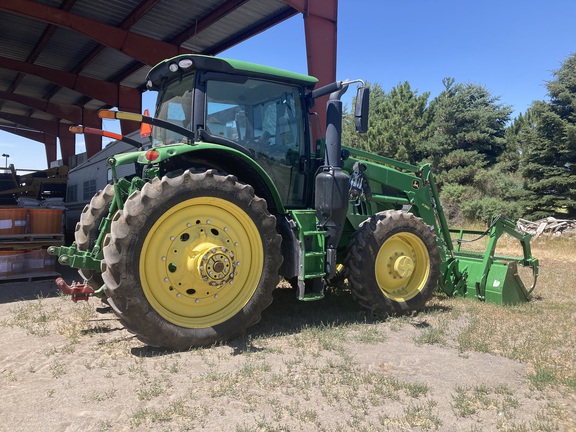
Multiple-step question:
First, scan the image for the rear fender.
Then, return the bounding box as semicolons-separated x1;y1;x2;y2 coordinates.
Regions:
108;143;285;213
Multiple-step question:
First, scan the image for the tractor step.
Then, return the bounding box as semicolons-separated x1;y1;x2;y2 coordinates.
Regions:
295;277;325;301
298;292;325;301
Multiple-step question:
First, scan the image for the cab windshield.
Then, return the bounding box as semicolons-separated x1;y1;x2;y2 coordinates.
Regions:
153;73;195;145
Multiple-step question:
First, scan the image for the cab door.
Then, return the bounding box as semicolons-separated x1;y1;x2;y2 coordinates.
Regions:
205;78;310;207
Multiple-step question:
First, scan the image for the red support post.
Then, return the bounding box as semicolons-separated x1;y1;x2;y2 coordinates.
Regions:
44;134;57;167
58;122;75;167
285;0;338;144
82;108;102;158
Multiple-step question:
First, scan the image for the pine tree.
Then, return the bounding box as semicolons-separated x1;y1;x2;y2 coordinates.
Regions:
421;79;512;186
343;82;429;164
519;53;576;218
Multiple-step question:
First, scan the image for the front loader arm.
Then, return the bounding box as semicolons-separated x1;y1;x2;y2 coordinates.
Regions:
341;146;538;304
342;147;453;251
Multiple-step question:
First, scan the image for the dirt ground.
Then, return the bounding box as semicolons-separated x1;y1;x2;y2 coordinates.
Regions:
0;263;574;432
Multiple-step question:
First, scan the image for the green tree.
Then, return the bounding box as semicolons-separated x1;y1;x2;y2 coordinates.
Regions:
518;53;576;218
343;82;430;164
421;79;512;186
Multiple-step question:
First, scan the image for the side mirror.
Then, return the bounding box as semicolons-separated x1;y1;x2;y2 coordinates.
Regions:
354;86;370;133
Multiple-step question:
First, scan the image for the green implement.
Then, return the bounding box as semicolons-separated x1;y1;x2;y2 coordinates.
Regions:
446;216;539;305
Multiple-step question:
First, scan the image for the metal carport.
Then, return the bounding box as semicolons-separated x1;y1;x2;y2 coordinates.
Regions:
0;0;337;167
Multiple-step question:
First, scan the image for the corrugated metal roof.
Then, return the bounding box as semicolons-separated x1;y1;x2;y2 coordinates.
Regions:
35;29;98;71
0;0;300;148
0;14;47;61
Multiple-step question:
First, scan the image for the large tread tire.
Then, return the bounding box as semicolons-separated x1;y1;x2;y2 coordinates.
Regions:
346;210;440;315
75;183;115;289
101;169;282;350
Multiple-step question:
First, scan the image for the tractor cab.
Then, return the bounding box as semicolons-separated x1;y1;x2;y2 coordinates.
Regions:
146;54;319;208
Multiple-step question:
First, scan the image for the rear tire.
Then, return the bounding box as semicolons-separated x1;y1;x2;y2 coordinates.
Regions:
346;210;440;315
75;184;114;290
101;169;282;350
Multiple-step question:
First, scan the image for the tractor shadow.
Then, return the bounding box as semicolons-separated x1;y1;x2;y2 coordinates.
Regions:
129;285;451;358
230;285;452;354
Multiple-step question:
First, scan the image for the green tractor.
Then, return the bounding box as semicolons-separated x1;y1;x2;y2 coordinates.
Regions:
50;55;538;350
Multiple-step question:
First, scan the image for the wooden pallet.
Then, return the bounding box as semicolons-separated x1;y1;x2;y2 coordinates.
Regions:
0;271;60;282
0;233;64;249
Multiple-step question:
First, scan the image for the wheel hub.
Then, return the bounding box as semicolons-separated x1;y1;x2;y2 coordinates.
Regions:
393;255;414;279
197;246;236;286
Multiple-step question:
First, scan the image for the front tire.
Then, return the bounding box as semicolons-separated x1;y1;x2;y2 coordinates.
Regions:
101;170;282;350
346;210;440;315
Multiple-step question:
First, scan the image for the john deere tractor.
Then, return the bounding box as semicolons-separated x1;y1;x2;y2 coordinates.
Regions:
49;54;538;350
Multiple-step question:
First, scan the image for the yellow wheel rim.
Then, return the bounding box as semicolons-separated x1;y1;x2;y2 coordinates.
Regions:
375;232;430;302
139;197;263;328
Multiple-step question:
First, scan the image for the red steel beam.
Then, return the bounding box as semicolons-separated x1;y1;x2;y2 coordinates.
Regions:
0;91;84;166
0;124;44;142
0;0;192;67
43;0;161;102
284;0;337;86
28;0;78;63
205;7;298;55
0;56;141;107
33;90;140;136
0;119;78;166
0;112;59;136
44;133;58;166
0;0;78;109
82;108;102;158
0;0;149;130
68;0;162;75
110;2;296;85
118;0;161;30
0;110;102;163
0;0;332;164
0;90;83;124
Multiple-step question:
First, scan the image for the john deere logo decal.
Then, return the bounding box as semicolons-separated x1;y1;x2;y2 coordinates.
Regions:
412;180;420;190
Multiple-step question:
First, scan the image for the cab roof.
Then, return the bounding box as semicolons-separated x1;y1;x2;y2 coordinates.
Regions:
146;54;318;90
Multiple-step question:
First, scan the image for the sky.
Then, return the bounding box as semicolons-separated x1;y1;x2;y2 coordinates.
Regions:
0;0;574;171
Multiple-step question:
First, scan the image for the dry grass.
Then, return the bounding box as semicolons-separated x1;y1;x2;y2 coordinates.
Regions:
0;236;574;431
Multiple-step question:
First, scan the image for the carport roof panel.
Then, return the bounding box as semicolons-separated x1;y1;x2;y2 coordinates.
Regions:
0;14;48;62
70;0;143;27
34;29;99;72
129;0;222;41
182;0;294;53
